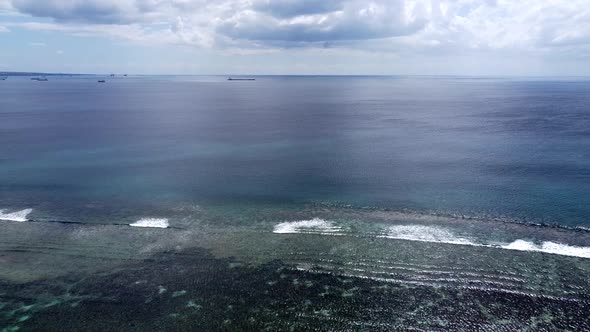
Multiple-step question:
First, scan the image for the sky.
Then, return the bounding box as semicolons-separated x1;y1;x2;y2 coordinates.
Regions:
0;0;589;75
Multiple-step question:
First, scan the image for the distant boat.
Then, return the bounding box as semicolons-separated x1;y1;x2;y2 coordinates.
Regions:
0;76;7;81
98;80;106;83
31;77;48;81
110;74;115;77
228;77;255;81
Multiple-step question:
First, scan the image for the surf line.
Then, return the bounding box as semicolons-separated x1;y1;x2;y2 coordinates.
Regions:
1;217;183;229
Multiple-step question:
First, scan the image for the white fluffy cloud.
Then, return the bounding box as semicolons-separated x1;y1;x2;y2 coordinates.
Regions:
219;0;430;43
2;0;590;56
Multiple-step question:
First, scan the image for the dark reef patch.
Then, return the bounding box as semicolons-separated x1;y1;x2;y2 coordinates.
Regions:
1;247;589;331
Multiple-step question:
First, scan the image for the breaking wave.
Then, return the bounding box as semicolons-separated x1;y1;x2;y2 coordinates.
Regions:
380;225;590;258
129;218;169;229
273;219;590;259
273;218;342;235
380;225;476;246
0;208;33;222
501;240;590;259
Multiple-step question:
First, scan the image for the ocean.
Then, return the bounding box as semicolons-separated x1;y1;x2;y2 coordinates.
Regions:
1;75;589;330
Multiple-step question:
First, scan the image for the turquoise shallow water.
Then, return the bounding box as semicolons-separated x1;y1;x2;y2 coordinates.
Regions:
1;76;590;330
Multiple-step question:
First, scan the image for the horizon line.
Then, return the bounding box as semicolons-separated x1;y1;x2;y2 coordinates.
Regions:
3;71;590;79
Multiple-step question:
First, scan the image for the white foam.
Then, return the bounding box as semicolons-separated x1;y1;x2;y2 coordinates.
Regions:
380;225;476;246
130;218;169;229
379;225;590;259
273;218;342;235
0;208;33;222
501;240;590;259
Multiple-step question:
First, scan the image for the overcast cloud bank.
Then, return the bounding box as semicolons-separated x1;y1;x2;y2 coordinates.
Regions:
0;0;588;74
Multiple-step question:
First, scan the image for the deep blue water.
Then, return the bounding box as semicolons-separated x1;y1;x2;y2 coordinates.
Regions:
1;76;590;226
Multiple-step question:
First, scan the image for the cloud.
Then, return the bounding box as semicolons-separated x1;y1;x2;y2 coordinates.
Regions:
9;0;210;24
0;25;9;32
219;1;429;42
253;0;345;18
10;0;139;24
2;0;590;58
0;0;12;11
